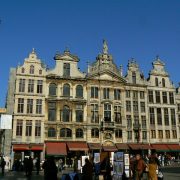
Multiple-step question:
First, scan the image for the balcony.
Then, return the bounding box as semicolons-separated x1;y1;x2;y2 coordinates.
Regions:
101;120;115;131
133;123;141;131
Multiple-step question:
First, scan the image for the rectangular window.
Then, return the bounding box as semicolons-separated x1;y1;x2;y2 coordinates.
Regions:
155;91;161;103
158;130;163;139
151;130;156;139
169;92;174;104
127;115;132;128
35;120;41;137
141;116;146;128
103;88;110;99
165;130;170;139
126;101;131;112
37;80;43;94
26;120;32;136
179;114;180;124
48;102;56;121
157;108;162;125
164;108;169;126
127;131;132;140
16;120;23;136
76;105;83;122
140;102;145;113
172;130;177;138
19;79;25;92
162;92;167;104
91;87;98;98
27;99;33;114
114;89;121;100
63;63;70;77
17;98;24;113
148;90;154;103
133;101;138;113
104;104;111;121
114;106;121;124
140;91;145;99
149;108;155;124
133;91;138;99
178;104;180;112
134;116;139;125
170;109;176;125
28;79;34;93
36;99;42;114
91;104;99;123
126;90;130;98
142;131;147;140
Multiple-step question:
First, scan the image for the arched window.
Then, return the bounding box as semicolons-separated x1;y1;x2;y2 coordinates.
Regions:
48;128;56;137
21;67;25;73
49;83;57;96
76;85;83;98
115;129;122;138
76;128;83;138
162;78;165;87
60;128;72;138
155;77;158;86
62;105;70;122
30;65;34;74
132;72;136;84
91;128;99;138
63;84;70;96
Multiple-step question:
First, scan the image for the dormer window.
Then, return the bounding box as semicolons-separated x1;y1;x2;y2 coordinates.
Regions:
155;77;158;86
162;78;165;87
21;67;25;73
39;69;42;75
30;65;34;74
132;72;136;84
63;63;70;77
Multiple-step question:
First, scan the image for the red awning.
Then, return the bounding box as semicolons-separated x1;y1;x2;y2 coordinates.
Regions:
167;144;180;151
128;144;152;150
13;144;44;151
13;144;29;151
116;143;129;150
151;144;170;151
67;142;89;151
46;142;67;156
31;145;43;151
102;146;117;152
88;143;101;150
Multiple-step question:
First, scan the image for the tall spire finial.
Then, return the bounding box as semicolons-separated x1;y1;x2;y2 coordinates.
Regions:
32;48;35;54
103;39;108;54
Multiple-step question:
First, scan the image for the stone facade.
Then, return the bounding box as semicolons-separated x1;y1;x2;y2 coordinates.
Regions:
6;42;180;159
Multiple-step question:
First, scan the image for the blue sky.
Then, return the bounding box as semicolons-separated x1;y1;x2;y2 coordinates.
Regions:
0;0;180;107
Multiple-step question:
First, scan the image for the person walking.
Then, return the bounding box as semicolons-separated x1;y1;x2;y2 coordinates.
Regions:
134;154;146;180
148;153;160;180
27;156;33;177
1;158;6;176
82;158;93;180
42;156;57;180
35;157;40;175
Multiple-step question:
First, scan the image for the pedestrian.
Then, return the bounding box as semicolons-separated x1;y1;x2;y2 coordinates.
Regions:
134;154;146;180
148;153;160;180
1;158;6;176
42;156;57;180
35;157;40;175
82;158;93;180
73;156;78;173
24;158;28;176
27;156;33;176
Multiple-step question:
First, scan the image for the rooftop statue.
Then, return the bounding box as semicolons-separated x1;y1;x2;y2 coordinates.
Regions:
103;39;108;54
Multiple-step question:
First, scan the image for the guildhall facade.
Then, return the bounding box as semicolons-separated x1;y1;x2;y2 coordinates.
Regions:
6;41;180;161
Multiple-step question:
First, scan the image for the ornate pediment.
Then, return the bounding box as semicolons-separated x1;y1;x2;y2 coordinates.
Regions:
88;71;126;83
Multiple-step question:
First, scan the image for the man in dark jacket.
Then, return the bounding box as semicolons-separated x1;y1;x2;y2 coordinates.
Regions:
82;158;93;180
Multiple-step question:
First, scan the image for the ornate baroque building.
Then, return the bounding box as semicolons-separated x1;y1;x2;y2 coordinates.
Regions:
6;41;180;161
